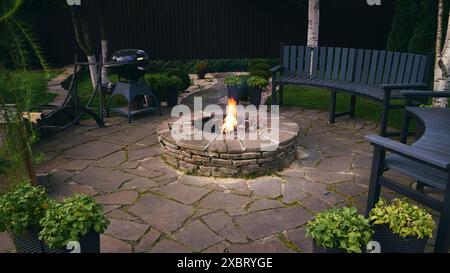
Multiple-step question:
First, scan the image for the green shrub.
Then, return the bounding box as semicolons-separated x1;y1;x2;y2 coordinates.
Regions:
194;60;210;79
165;68;191;91
247;76;268;89
146;73;182;101
369;198;435;239
224;75;245;88
39;194;109;249
306;207;373;253
249;70;271;80
0;183;51;234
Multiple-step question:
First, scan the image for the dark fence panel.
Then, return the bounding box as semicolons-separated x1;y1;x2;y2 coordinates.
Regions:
34;0;394;66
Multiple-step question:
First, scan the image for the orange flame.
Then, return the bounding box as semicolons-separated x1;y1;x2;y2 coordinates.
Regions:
222;98;238;134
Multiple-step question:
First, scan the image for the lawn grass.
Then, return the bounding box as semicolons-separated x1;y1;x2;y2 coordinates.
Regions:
0;69;62;106
273;85;408;129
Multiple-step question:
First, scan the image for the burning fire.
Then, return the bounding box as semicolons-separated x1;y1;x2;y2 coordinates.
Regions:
221;98;238;134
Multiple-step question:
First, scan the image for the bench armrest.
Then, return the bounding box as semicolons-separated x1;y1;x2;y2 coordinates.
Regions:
401;91;450;98
270;65;284;73
366;134;450;170
381;83;428;90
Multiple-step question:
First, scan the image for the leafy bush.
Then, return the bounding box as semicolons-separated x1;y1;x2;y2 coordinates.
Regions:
224;75;245;88
369;198;435;239
249;70;271;80
306;207;373;253
0;183;51;234
165;68;191;91
146;73;182;102
39;194;109;249
247;76;268;89
194;60;210;79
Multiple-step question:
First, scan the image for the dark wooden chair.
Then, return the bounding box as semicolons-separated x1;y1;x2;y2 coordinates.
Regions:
270;43;433;136
365;91;450;253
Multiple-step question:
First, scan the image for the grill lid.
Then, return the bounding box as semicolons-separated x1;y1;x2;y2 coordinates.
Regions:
110;49;149;65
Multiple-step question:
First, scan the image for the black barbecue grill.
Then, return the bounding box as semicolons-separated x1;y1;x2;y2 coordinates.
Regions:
108;49;150;83
105;49;161;123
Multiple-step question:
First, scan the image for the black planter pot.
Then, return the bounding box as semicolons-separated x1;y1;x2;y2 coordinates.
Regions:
312;241;347;253
227;86;240;102
166;88;179;108
13;229;100;253
239;85;249;98
373;225;428;253
249;87;263;106
12;229;45;253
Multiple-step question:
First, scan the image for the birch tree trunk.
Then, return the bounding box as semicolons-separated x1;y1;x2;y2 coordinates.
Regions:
433;0;449;107
100;0;109;85
70;6;98;89
307;0;320;48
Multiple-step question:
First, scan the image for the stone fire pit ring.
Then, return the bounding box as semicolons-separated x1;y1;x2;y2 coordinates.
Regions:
157;114;300;178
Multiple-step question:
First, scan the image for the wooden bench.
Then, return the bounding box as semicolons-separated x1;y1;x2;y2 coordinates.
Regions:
270;44;433;136
366;91;450;253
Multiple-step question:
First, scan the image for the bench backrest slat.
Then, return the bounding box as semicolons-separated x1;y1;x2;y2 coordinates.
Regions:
382;51;394;84
296;46;305;77
361;50;372;84
368;50;379;85
354;49;364;82
283;46;290;72
389;52;400;83
410;55;422;84
325;47;334;80
375;51;386;85
403;54;415;83
290;46;297;76
340;48;349;81
396;53;408;84
304;47;312;78
311;47;320;78
346;49;356;82
417;55;428;83
332;48;342;81
318;47;327;79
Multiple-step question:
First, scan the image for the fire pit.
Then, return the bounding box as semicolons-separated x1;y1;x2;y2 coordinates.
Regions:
157;100;299;177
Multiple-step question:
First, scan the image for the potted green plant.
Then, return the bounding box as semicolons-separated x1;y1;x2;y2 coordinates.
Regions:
224;75;244;102
164;75;182;108
194;60;210;79
238;75;250;99
147;74;182;108
39;194;110;253
369;198;435;253
306;207;373;253
247;76;268;106
0;183;51;253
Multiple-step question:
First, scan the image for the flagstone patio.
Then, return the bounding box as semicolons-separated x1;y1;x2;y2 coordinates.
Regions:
0;76;413;253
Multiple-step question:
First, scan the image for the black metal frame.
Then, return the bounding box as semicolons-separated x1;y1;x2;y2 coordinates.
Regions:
32;55;106;135
366;91;450;253
270;43;433;137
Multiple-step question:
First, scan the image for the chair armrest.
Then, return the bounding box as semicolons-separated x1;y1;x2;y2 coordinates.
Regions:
381;83;428;90
401;91;450;98
365;134;450;170
270;65;284;73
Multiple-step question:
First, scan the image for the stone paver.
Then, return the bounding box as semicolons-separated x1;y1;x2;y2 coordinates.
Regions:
174;220;224;251
129;194;194;233
105;218;149;241
236;207;311;240
1;84;402;253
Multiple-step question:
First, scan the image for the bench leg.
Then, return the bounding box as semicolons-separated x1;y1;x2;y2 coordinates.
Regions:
271;82;277;105
366;145;385;217
380;91;391;137
350;95;356;117
400;111;411;144
279;84;284;106
329;91;337;124
434;175;450;253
